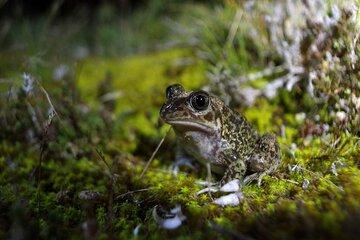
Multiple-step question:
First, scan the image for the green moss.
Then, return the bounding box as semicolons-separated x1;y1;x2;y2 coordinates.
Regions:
77;48;206;149
243;99;280;133
78;48;206;110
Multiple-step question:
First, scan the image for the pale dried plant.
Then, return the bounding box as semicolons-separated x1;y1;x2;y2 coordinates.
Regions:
198;0;359;133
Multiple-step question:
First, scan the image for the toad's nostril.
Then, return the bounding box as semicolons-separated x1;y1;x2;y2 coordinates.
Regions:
160;103;172;118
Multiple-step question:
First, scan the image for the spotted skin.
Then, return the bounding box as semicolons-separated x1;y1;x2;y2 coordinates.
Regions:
160;84;280;185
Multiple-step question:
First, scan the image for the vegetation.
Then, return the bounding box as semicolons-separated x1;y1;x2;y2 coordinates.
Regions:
0;0;359;239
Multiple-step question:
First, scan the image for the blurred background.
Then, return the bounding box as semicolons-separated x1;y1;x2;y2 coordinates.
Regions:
0;0;359;239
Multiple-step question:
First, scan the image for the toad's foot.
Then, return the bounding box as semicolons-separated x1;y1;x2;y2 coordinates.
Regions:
196;180;218;187
196;179;241;194
243;170;273;187
196;186;219;195
195;163;219;198
195;180;219;195
243;173;263;186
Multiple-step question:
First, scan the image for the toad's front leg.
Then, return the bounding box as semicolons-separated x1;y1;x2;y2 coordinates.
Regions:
196;163;219;195
197;157;246;195
172;144;196;175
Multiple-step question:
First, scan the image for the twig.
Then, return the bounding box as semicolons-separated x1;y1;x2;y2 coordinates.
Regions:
94;148;112;172
140;127;171;178
93;148;116;239
36;81;60;120
283;179;299;185
36;112;53;234
296;165;344;192
116;188;152;199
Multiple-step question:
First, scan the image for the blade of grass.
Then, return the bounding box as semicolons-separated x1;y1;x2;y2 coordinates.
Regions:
140;127;171;178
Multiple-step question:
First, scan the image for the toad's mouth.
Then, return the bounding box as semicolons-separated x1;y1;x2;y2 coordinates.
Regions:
166;120;214;133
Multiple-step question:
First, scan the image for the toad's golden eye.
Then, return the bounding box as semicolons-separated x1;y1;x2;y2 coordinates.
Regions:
166;84;184;100
189;91;209;111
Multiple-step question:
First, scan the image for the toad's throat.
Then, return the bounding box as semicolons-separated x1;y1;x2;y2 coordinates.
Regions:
166;120;214;133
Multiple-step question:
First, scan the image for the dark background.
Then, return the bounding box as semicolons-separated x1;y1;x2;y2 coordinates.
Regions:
0;0;220;17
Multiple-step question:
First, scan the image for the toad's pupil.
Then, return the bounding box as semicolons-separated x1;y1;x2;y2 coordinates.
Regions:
196;95;206;106
191;93;208;110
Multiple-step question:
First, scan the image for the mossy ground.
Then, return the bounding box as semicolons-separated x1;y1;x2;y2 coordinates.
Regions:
1;47;359;239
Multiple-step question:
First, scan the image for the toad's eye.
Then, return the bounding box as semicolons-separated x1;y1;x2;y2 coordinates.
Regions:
190;91;209;111
166;84;184;100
